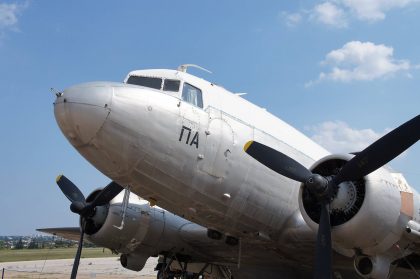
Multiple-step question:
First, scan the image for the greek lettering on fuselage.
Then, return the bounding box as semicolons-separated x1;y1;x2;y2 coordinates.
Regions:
179;125;199;148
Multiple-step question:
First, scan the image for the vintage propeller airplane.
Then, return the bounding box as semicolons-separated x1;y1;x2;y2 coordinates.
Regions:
40;64;420;278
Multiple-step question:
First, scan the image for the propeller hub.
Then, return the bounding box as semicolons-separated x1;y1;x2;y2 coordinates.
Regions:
306;174;329;197
70;201;86;215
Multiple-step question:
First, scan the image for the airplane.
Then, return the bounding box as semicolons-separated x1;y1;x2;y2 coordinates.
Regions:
40;64;420;279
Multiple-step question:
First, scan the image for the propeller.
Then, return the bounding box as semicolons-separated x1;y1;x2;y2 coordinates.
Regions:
244;114;419;279
56;175;124;279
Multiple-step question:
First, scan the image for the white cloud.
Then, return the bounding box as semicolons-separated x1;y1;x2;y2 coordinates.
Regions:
342;0;417;22
317;41;412;82
309;121;389;153
282;0;418;28
311;2;348;28
0;1;27;39
281;12;303;27
0;3;18;28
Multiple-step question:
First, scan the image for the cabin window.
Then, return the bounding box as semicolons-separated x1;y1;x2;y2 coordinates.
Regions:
163;79;180;92
182;83;203;108
127;76;162;90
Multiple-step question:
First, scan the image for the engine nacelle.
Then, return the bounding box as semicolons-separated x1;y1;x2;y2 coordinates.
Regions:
120;253;149;272
299;154;413;256
81;190;222;272
354;255;392;278
85;190;165;257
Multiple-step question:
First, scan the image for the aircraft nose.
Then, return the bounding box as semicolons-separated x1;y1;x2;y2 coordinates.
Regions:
54;83;112;145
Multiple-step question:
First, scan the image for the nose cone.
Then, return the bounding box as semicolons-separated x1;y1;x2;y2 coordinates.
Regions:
54;82;113;146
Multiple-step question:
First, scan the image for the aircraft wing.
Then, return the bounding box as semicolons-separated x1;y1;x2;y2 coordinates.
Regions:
37;227;86;243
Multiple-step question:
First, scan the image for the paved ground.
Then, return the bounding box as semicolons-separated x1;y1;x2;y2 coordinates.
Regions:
0;257;158;278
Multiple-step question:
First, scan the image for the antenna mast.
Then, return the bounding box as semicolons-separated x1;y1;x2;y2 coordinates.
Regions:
177;64;212;74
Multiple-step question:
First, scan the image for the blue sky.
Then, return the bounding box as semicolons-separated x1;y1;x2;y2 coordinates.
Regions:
0;0;419;235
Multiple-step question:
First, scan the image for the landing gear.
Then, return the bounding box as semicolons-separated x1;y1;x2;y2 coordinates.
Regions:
155;254;232;279
156;264;194;279
157;268;175;279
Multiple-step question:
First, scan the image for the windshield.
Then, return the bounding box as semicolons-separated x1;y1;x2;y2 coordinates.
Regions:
163;79;180;92
127;76;162;90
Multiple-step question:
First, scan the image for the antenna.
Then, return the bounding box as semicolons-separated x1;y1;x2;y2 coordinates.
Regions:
50;87;63;97
177;64;212;74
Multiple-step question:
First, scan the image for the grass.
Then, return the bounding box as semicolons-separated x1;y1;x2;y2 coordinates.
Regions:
0;248;116;262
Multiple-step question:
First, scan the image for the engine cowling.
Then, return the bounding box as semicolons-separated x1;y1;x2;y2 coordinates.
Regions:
84;190;165;256
298;154;411;256
80;190;222;272
120;253;149;272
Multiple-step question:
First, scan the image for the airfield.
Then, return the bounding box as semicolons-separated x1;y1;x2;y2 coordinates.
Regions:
1;257;158;278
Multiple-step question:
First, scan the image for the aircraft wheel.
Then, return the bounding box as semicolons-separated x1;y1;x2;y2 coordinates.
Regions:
157;269;175;279
180;272;195;279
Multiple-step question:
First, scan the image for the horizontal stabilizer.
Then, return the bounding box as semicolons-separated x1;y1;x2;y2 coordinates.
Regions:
37;227;88;243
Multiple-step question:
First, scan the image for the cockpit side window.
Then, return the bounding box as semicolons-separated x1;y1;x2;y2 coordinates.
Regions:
163;79;180;92
127;76;162;90
182;83;203;108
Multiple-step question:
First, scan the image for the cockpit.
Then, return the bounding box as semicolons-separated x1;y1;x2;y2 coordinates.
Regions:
125;73;203;108
126;76;180;92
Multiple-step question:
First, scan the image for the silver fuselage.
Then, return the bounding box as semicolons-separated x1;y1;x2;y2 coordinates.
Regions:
54;72;328;242
53;69;420;278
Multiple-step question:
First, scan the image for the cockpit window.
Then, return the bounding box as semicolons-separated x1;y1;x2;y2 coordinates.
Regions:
127;76;162;90
182;83;203;108
163;79;180;92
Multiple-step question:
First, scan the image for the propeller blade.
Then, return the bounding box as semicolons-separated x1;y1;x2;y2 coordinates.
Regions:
244;141;313;183
314;202;332;279
56;175;86;204
335;115;420;184
70;224;85;279
91;181;124;206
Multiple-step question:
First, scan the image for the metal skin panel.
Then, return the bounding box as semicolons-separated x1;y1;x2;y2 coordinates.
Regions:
54;83;112;147
199;117;233;178
68;85;307;237
54;69;420;278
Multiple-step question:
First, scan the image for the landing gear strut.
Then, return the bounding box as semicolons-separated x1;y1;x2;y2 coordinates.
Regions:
155;254;233;279
156;263;195;279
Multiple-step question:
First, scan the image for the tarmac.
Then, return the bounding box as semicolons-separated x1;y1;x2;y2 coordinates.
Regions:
0;257;158;278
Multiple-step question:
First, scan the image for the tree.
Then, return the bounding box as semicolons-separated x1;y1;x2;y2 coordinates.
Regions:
28;240;38;249
0;240;5;249
14;238;24;249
